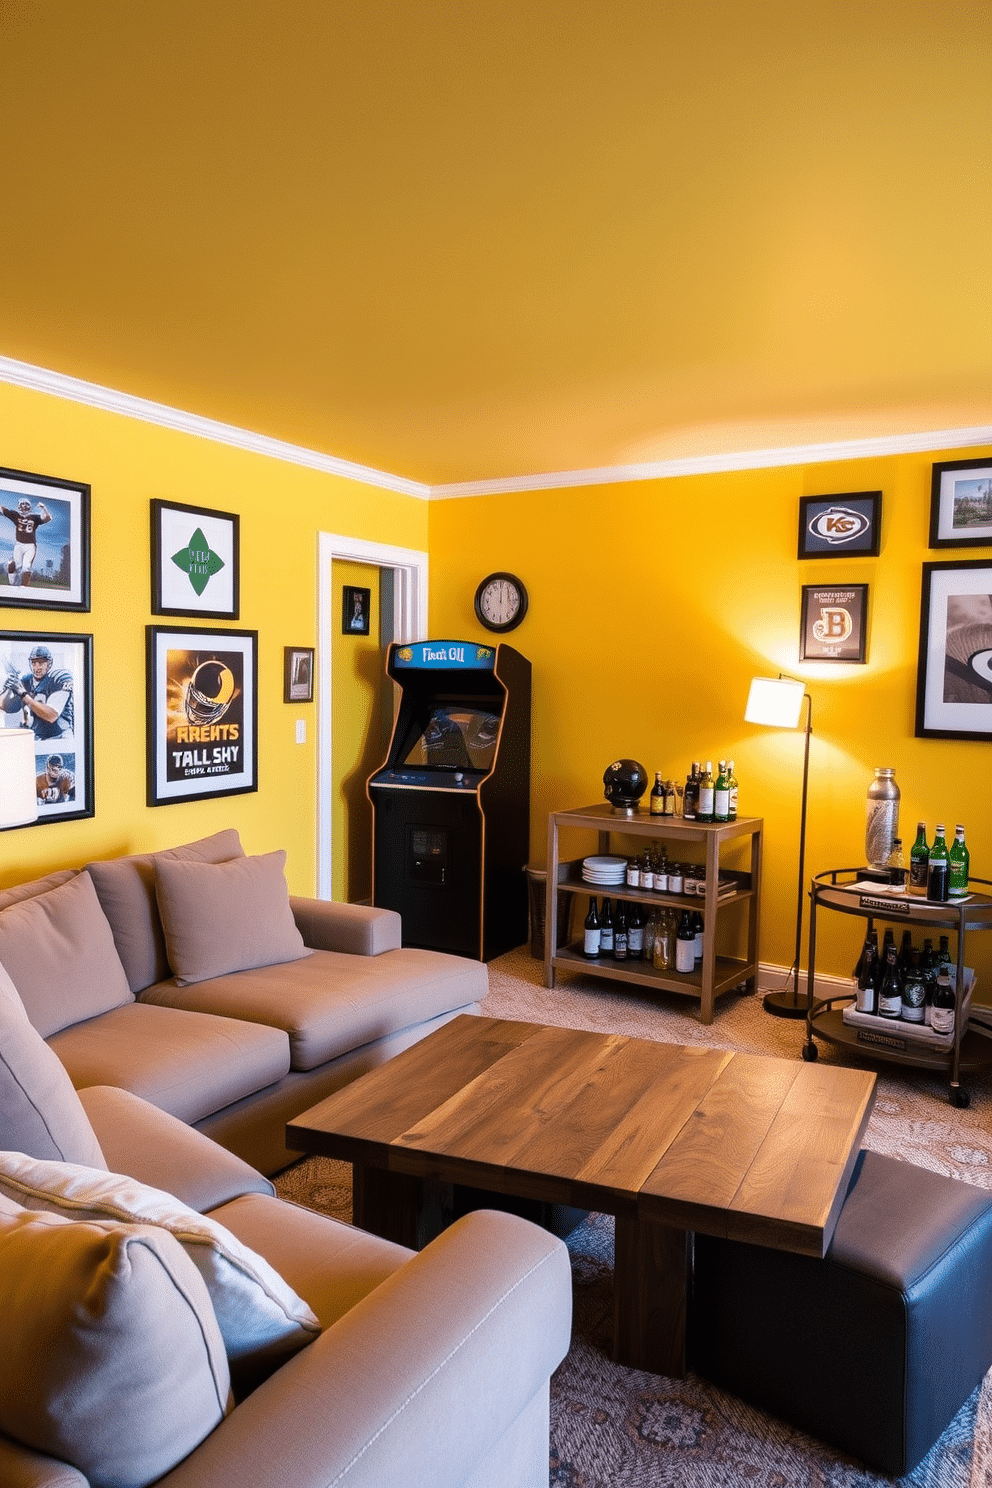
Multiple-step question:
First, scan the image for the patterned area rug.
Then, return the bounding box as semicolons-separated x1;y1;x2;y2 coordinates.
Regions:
276;946;992;1488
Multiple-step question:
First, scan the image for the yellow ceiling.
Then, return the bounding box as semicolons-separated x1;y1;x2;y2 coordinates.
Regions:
1;2;989;487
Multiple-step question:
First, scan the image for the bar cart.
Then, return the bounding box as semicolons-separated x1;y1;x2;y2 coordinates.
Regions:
801;868;992;1107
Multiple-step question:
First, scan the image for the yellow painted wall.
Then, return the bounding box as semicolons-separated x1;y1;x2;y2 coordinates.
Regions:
427;444;992;984
331;560;389;901
0;381;427;895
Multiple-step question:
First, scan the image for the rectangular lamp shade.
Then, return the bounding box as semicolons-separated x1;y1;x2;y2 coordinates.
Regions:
744;676;805;730
0;730;38;828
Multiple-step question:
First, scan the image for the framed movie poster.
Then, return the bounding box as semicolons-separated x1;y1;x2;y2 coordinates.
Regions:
916;561;992;740
798;491;881;559
342;585;371;635
146;626;257;806
0;466;90;611
929;458;992;548
151;499;240;620
0;631;94;823
799;584;868;663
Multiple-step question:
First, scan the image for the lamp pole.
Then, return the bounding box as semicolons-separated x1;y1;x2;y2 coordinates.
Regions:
763;690;812;1018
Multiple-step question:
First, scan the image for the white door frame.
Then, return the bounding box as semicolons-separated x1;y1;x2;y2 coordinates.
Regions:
316;532;428;899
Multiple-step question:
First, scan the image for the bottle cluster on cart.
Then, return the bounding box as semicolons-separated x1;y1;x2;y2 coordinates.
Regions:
853;927;958;1035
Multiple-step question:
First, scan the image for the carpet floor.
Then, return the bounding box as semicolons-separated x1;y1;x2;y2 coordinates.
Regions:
276;946;992;1488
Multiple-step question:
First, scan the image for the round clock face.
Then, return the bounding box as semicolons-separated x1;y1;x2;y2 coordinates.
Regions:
474;572;528;632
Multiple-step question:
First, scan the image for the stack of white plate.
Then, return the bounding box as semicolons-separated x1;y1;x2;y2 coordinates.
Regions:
581;855;627;886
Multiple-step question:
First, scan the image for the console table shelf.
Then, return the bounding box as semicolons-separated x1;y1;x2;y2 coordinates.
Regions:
544;804;763;1024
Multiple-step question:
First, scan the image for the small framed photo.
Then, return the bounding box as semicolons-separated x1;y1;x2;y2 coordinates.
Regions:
798;492;881;560
151;499;240;619
284;646;314;703
928;458;992;548
0;466;90;611
342;585;370;636
916;561;992;740
800;584;868;663
0;631;94;824
146;625;257;806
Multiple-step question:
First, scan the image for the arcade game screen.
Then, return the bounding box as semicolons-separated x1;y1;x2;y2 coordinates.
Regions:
399;705;501;771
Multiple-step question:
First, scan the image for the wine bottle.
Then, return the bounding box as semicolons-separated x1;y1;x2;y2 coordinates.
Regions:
650;772;664;816
877;945;903;1019
675;910;695;973
908;821;928;896
855;943;879;1014
931;967;956;1036
599;898;614;957
726;760;738;820
902;949;926;1024
897;929;914;975
613;900;628;960
949;824;970;899
583;897;601;959
697;761;715;823
691;909;704;964
714;761;730;822
852;926;879;980
937;934;956;990
683;763;700;820
921;938;938;1026
927;824;950;902
628;905;645;960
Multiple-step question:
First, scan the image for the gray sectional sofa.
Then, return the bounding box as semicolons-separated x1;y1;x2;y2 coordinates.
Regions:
0;829;489;1173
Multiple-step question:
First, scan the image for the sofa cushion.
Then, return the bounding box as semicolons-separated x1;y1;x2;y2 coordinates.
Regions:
0;1192;230;1488
49;1001;291;1125
0;962;106;1167
140;945;488;1071
0;1154;321;1373
0;871;133;1038
0;867;78;911
155;850;311;986
86;828;245;992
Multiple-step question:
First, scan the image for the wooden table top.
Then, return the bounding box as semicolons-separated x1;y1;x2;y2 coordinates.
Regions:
288;1015;876;1259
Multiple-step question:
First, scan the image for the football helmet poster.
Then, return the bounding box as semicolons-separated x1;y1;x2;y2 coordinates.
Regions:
147;626;257;805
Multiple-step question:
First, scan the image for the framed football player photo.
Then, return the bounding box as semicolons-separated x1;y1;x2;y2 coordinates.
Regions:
146;625;257;806
0;465;91;611
0;631;94;825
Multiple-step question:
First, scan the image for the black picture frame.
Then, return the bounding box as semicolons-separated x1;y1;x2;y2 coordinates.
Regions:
800;584;868;663
146;625;257;806
151;499;240;620
915;560;992;739
0;631;94;824
284;646;314;703
798;492;882;560
0;465;90;611
342;585;371;636
928;458;992;548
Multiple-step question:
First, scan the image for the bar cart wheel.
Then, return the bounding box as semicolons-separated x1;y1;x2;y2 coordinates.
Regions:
801;1040;818;1062
950;1085;971;1109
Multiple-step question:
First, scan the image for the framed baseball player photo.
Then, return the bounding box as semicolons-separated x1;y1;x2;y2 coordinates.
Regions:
0;466;91;611
0;631;94;825
146;625;257;806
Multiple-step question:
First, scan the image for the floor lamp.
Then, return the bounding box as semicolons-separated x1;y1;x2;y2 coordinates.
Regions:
0;730;38;830
744;675;811;1018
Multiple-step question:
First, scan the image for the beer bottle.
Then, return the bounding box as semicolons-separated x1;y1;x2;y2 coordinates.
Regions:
697;761;715;823
931;967;956;1036
714;761;730;822
927;824;950;902
583;897;601;959
908;821;928;896
726;760;738;820
675;909;695;973
613;900;628;960
683;763;700;820
877;945;903;1019
599;898;614;957
902;949;926;1024
949;824;970;899
650;771;664;815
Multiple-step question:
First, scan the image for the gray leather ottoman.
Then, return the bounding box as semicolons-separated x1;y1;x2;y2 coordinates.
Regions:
691;1149;992;1475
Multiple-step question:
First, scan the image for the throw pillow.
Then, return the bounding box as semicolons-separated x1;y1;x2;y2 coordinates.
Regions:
0;961;106;1166
0;1192;230;1488
0;871;133;1038
155;849;311;987
0;1152;321;1370
86;828;245;991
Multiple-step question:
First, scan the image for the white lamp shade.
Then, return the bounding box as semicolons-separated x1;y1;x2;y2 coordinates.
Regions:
744;676;805;730
0;730;38;828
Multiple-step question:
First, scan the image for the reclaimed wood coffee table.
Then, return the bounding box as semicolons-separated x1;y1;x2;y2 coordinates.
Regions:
287;1015;876;1377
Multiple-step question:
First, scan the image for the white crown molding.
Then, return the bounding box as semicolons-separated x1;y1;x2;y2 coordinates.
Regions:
2;354;989;499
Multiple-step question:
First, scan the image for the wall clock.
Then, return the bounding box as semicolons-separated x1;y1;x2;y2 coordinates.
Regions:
474;572;528;633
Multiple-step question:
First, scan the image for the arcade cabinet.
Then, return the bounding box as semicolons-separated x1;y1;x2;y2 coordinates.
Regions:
367;640;531;961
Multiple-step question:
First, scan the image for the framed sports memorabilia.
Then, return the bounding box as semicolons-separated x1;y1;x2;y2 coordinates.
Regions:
146;625;257;806
0;631;94;824
799;584;868;663
916;561;992;740
798;492;881;560
283;646;314;703
0;466;90;611
928;458;992;548
342;585;371;636
150;499;240;620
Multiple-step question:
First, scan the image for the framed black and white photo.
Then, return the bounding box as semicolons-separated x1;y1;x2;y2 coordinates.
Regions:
800;584;868;663
929;458;992;548
0;631;94;823
798;491;881;560
284;646;314;703
916;561;992;739
342;585;370;636
146;625;257;806
0;466;90;611
151;499;240;619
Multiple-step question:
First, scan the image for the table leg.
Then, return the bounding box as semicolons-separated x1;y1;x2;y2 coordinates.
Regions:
352;1164;454;1251
614;1215;692;1377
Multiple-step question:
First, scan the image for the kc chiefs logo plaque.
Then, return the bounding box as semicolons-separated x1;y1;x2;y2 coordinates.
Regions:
798;491;882;559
